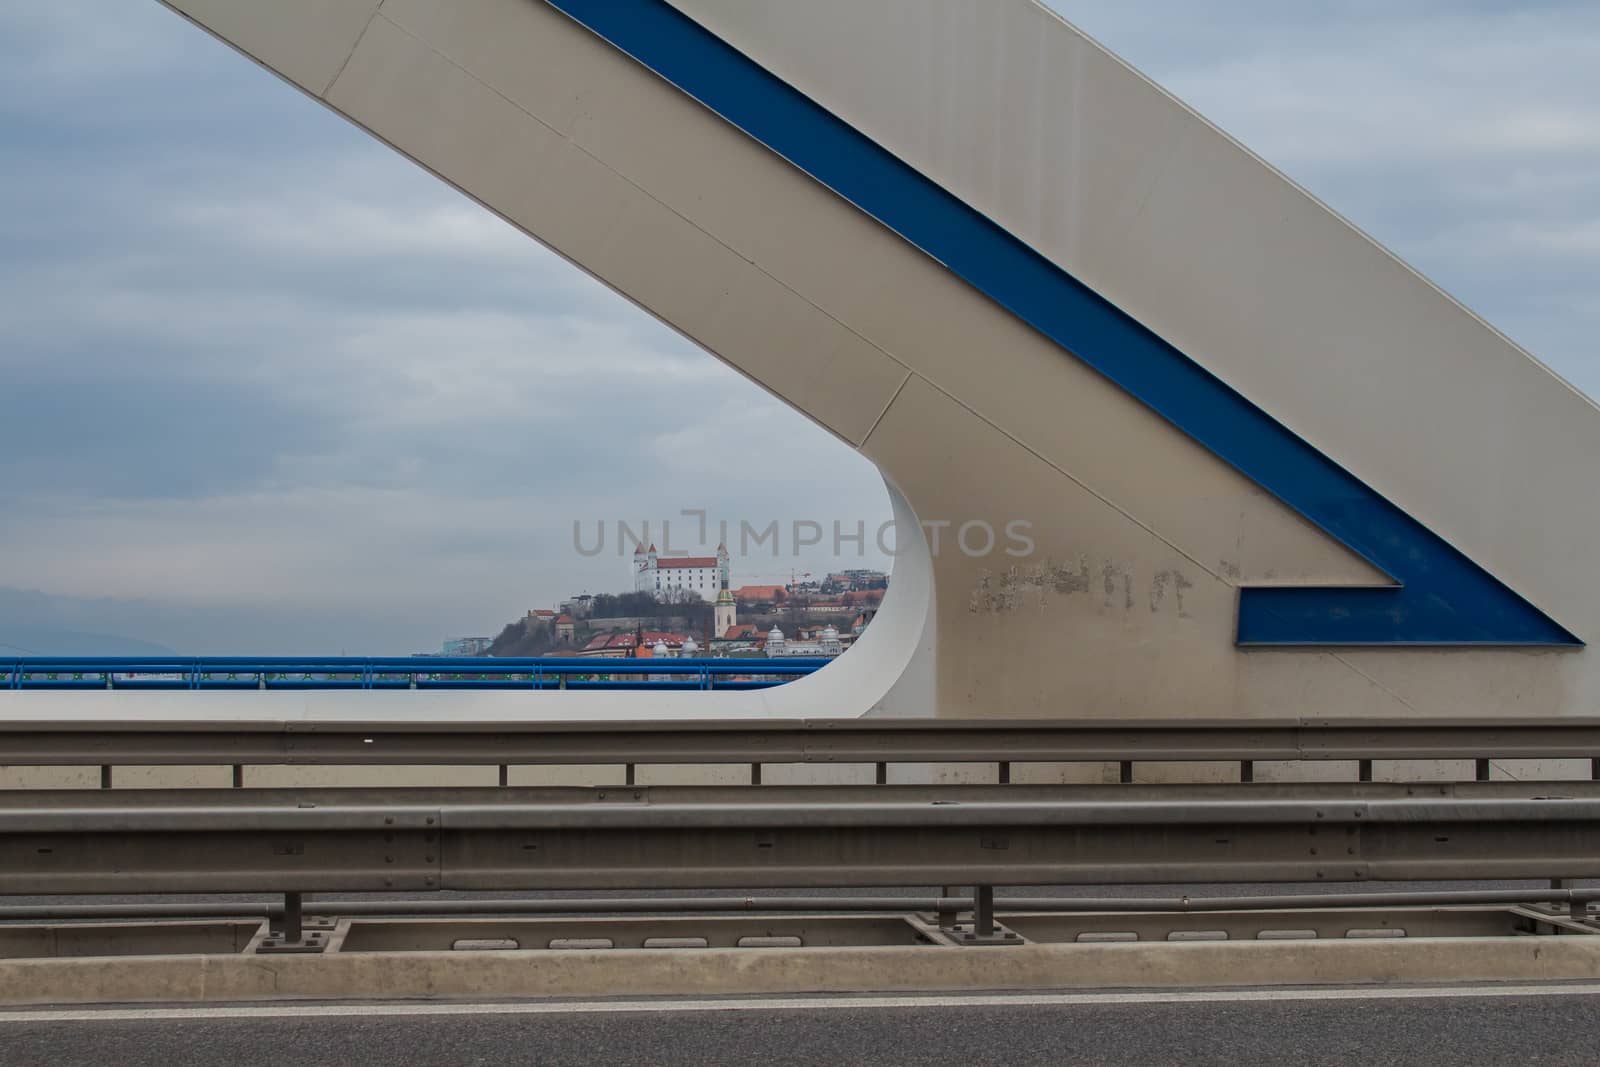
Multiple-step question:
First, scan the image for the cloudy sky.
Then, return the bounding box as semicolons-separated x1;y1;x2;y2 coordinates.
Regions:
2;2;1596;655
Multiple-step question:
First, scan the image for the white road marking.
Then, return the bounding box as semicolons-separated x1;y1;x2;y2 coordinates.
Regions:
4;983;1600;1023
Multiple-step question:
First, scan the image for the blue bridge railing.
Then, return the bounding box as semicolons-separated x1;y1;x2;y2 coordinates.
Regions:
1;657;830;692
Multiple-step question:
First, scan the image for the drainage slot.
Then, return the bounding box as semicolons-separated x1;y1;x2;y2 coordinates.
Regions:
737;936;803;948
642;937;710;949
1167;930;1228;942
1076;931;1138;943
452;938;520;951
548;938;613;950
1257;929;1318;940
1346;928;1406;939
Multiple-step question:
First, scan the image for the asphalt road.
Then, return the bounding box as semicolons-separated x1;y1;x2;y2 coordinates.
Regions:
3;987;1599;1067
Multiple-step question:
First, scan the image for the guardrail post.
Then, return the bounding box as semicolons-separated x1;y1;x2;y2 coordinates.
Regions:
751;763;762;786
1119;760;1134;784
998;761;1011;785
1240;760;1254;783
876;762;888;786
937;886;960;931
1359;759;1373;782
99;766;112;790
625;764;637;787
281;892;303;943
231;765;244;789
973;885;995;937
1476;758;1492;782
498;765;509;788
1550;877;1577;919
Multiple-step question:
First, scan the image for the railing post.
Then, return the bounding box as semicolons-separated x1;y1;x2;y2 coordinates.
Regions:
1119;760;1134;784
99;766;113;790
751;763;762;786
1240;760;1254;783
281;892;303;943
973;885;995;938
1359;759;1374;782
876;761;888;786
1476;758;1492;782
998;761;1011;785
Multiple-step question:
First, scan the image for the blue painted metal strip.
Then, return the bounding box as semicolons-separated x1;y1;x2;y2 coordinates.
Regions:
542;0;1578;647
1;658;824;691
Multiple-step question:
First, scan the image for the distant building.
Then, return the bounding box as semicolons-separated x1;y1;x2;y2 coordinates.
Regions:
554;614;576;642
441;637;492;656
575;630;694;659
764;623;843;658
634;542;729;600
733;585;787;604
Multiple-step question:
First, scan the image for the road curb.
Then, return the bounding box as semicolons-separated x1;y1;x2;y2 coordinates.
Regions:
3;936;1600;1006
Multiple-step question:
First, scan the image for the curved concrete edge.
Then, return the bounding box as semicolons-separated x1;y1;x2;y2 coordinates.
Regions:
0;482;934;729
4;937;1598;1006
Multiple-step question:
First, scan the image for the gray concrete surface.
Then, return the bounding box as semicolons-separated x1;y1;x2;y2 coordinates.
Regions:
3;988;1599;1065
7;935;1600;1006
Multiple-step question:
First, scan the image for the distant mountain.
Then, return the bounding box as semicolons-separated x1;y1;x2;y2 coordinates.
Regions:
0;586;438;657
0;624;177;658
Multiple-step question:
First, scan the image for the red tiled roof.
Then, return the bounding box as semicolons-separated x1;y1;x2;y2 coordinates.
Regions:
582;632;640;652
529;609;556;617
655;556;718;569
721;624;759;640
555;614;573;624
733;585;786;601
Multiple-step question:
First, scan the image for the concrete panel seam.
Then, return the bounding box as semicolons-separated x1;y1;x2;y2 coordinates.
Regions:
896;376;1228;586
1326;653;1423;716
859;370;915;450
321;3;386;97
340;7;913;438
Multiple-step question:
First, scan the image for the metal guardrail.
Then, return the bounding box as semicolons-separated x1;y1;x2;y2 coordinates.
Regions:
4;783;1600;894
1;656;827;692
4;720;1600;944
1;719;1598;785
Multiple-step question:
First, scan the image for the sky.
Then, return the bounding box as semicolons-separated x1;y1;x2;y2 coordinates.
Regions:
1;1;1596;655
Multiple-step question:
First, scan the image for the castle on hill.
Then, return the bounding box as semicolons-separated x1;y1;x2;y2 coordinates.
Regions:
633;541;736;635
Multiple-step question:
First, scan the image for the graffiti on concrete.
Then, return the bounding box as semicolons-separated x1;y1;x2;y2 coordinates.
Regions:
970;558;1193;618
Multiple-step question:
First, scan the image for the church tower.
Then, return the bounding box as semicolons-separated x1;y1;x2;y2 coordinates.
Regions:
713;541;737;636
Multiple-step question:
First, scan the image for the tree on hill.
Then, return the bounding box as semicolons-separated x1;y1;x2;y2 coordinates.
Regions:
487;617;557;658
